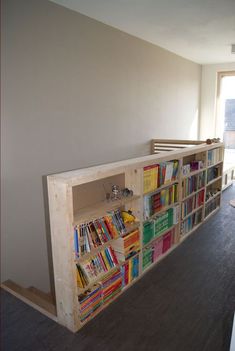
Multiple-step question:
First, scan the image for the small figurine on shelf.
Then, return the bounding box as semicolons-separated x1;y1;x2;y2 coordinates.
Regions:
206;138;220;145
121;187;134;198
111;185;121;201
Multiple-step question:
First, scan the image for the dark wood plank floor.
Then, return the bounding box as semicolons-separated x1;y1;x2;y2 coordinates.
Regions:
1;185;235;351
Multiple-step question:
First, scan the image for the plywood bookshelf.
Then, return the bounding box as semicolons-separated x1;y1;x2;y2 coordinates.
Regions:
47;139;224;332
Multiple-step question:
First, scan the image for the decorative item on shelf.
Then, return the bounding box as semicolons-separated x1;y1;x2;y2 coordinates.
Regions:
206;138;220;144
121;210;136;224
111;185;121;201
121;187;134;198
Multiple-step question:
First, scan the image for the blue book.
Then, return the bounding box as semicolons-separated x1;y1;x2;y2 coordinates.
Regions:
74;227;79;257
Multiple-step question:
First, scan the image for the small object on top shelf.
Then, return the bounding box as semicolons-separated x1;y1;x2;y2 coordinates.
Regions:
206;138;220;145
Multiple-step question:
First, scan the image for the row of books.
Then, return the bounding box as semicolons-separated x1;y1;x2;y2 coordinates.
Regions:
143;184;178;220
76;246;119;288
142;229;174;270
180;209;203;236
143;205;179;246
78;268;122;322
112;229;140;261
143;160;179;194
208;148;222;166
74;209;126;257
120;255;139;286
78;284;103;322
181;189;205;219
182;172;205;198
207;165;222;183
205;196;220;217
101;268;122;305
182;160;204;176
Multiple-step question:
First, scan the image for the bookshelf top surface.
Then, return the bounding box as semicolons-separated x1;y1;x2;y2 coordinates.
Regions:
48;142;224;187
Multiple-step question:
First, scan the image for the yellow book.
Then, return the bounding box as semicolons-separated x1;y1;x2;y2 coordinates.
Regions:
165;188;169;205
100;250;111;270
143;165;158;193
77;268;84;288
171;185;175;203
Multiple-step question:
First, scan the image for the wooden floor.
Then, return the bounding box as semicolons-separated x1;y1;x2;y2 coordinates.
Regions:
1;184;235;351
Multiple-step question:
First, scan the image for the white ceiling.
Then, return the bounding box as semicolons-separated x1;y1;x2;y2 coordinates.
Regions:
51;0;235;64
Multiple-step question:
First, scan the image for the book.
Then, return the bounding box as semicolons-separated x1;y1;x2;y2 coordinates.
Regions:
76;246;119;287
164;162;174;184
143;164;158;193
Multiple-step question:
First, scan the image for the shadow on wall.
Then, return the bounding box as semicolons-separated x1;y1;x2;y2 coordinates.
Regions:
42;175;56;301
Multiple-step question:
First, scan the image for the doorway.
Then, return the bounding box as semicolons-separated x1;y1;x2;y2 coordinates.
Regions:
216;72;235;167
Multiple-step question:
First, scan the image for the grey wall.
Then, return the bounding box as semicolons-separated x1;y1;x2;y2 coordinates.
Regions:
1;0;201;292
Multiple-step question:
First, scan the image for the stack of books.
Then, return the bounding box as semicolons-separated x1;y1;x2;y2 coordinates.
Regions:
154;209;173;237
78;284;103;323
120;255;139;286
181;209;203;236
207;165;221;183
143;160;179;194
101;268;122;305
76;246;119;288
181;189;205;218
74;209;127;257
208;148;221;166
158;160;179;186
143;205;179;245
143;184;178;219
143;221;155;245
182;172;205;198
112;229;140;261
142;229;175;270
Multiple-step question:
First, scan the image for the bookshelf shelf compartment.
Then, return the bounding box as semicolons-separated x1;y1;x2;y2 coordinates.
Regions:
143;224;177;249
204;207;220;220
73;195;140;224
206;176;222;187
182;187;205;201
143;202;179;222
143;179;179;197
142;244;178;274
181;205;204;221
47;139;224;332
205;191;221;204
182;168;206;179
77;266;120;294
207;160;223;169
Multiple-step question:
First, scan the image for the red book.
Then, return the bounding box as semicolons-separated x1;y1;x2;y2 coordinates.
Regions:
162;231;172;253
109;246;119;265
124;263;129;285
103;217;114;239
